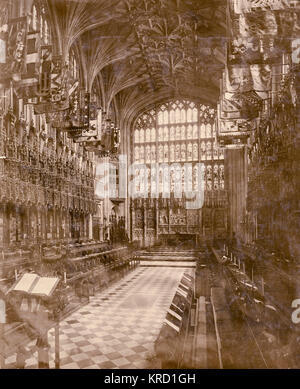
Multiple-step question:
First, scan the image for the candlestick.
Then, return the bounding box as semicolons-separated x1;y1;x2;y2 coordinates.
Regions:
15;269;18;280
64;272;67;284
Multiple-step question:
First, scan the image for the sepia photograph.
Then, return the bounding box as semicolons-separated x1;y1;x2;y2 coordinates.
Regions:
0;0;299;373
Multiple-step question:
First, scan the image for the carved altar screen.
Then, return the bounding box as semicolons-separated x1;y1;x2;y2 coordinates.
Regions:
131;100;226;244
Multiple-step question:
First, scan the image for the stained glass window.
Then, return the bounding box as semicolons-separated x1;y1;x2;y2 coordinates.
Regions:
133;100;224;195
151;128;156;142
134;129;139;143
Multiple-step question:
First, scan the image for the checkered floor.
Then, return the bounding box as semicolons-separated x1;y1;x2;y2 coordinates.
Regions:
5;266;192;369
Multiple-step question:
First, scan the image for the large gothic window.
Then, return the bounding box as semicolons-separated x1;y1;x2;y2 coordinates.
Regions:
132;100;225;196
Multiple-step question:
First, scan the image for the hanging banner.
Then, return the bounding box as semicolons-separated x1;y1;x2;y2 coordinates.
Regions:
0;2;8;63
49;55;70;105
221;92;262;120
225;65;253;93
239;11;278;37
221;95;243;118
72;108;102;143
0;16;27;80
0;6;8;64
228;36;286;65
238;8;300;38
34;49;71;113
233;0;296;14
216;117;251;147
277;10;300;37
37;44;52;97
225;64;271;98
14;29;41;99
249;63;272;98
292;38;300;63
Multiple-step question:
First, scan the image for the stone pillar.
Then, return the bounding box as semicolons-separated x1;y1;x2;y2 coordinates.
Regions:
224;146;248;243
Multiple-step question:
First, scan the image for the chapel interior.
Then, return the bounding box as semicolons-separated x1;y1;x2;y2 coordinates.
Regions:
0;0;299;370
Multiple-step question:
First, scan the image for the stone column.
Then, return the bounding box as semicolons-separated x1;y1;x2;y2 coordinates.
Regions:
224;146;248;243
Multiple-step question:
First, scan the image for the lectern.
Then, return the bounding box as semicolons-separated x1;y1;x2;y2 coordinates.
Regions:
7;273;62;369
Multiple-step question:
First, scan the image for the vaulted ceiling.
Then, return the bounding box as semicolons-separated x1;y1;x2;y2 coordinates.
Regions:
46;0;227;120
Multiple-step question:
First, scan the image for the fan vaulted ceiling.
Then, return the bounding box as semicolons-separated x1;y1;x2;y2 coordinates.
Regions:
46;0;227;117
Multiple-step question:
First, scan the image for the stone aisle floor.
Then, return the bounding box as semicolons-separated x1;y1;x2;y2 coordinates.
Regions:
5;266;192;369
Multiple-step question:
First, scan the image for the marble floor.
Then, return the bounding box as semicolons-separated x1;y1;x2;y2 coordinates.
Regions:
5;265;192;369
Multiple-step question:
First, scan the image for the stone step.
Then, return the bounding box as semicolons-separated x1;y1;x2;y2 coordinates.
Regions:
139;255;196;262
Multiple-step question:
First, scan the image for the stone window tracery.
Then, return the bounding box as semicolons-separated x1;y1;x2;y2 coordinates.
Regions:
133;100;224;194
